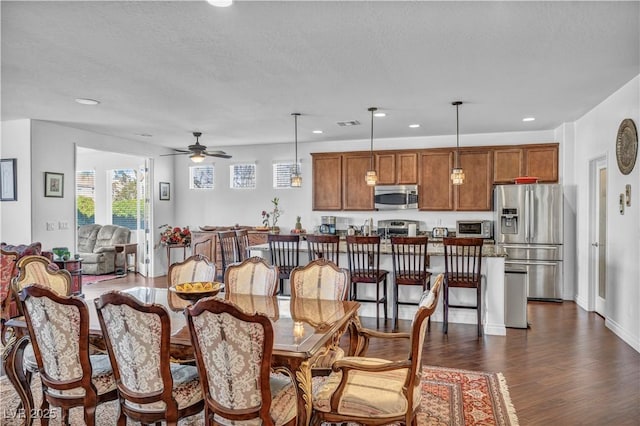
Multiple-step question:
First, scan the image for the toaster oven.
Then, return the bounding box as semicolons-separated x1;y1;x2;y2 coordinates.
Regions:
456;220;493;238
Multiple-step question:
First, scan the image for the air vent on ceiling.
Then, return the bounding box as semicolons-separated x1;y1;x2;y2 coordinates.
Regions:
336;120;360;127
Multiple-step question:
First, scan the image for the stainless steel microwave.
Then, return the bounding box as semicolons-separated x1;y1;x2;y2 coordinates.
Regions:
456;220;493;238
374;185;418;210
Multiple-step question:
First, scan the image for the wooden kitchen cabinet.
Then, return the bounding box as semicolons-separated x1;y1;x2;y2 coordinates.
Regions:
493;143;558;183
342;153;374;210
375;151;419;185
456;150;493;211
312;153;343;210
419;150;454;210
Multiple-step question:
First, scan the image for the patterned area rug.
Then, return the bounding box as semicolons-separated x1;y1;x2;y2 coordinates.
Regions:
82;273;121;285
0;366;518;425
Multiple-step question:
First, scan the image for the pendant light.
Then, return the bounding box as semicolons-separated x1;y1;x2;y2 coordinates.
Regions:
450;101;465;185
365;107;378;186
290;113;302;187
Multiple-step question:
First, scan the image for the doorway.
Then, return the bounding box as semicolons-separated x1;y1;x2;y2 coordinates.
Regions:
589;156;607;316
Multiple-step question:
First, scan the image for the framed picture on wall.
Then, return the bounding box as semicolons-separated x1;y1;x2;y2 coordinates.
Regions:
159;182;170;200
0;158;17;201
44;172;64;198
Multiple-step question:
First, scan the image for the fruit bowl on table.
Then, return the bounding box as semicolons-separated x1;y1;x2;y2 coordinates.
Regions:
169;282;222;302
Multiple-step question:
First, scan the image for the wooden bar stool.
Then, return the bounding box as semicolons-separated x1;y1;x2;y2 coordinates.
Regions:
267;233;300;296
306;234;340;266
390;236;431;331
443;237;484;337
346;235;388;328
235;229;251;262
217;230;239;280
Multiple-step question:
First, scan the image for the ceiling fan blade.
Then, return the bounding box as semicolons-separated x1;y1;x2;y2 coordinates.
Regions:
160;152;190;157
205;152;232;159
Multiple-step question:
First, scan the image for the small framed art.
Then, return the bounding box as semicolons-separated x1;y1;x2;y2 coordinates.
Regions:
0;158;17;201
159;182;170;200
44;172;64;198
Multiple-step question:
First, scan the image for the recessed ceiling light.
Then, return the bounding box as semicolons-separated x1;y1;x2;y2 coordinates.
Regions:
207;0;232;6
75;98;100;105
373;112;386;117
312;130;323;134
522;117;536;122
409;124;421;128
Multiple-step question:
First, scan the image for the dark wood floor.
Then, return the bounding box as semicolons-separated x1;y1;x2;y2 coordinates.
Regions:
86;274;640;425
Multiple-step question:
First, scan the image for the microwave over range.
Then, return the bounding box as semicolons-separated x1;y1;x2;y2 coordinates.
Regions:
456;220;493;238
374;185;418;210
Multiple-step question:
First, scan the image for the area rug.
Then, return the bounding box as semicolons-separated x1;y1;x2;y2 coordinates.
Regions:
0;366;518;425
82;273;121;285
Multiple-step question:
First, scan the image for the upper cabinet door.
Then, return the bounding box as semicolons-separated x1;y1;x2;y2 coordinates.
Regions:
456;150;493;211
343;153;374;210
312;153;342;210
419;151;454;210
493;148;524;183
375;152;396;185
396;152;419;184
525;145;558;182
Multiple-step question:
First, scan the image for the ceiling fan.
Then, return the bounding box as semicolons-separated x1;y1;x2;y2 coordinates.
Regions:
161;132;232;162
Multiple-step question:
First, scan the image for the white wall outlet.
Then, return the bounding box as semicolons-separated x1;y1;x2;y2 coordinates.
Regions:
59;221;69;230
46;221;57;231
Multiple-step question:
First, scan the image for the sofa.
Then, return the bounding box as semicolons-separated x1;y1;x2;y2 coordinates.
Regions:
77;224;131;275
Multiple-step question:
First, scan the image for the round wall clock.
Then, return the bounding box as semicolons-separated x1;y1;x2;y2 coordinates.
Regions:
616;118;637;175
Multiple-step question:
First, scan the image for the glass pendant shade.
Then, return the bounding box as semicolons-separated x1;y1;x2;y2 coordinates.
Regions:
365;170;378;186
290;173;302;187
190;153;205;163
451;101;465;185
451;167;465;185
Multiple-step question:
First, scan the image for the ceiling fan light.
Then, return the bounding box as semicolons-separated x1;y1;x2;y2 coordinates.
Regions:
365;170;378;186
190;152;206;163
207;0;232;7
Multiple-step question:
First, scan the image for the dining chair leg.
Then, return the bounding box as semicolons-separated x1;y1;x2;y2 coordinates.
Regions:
393;282;399;331
443;282;449;334
383;277;388;322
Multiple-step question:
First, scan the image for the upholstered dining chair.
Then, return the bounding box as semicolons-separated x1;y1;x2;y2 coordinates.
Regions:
235;228;251;262
224;256;279;296
306;234;340;266
311;274;443;426
167;254;216;309
94;291;204;426
391;236;431;332
185;297;297;426
20;285;118;426
443;237;484;337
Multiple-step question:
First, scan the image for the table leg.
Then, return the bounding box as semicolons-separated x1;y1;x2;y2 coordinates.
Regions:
273;356;314;426
3;335;34;426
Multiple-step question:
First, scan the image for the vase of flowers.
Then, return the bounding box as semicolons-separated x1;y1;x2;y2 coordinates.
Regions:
261;197;283;233
159;225;191;246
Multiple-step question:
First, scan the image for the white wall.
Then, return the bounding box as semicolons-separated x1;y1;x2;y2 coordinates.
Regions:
174;129;556;234
572;75;639;352
0;119;32;243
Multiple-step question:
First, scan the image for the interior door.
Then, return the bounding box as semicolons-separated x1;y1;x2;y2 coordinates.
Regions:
590;158;606;316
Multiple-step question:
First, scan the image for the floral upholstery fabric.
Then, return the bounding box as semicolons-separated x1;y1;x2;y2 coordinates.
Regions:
100;303;202;412
312;357;421;418
170;259;216;286
191;310;296;425
22;343;38;372
225;261;277;296
290;263;348;300
24;295;116;397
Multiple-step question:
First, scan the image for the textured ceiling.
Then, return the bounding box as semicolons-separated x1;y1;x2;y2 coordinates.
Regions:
2;1;638;152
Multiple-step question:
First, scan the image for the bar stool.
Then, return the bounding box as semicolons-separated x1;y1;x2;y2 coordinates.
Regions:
442;237;484;337
345;235;388;328
217;230;239;281
390;236;431;331
306;234;340;266
267;233;300;296
235;229;250;262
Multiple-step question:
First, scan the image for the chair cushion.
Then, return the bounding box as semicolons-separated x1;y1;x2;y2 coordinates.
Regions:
47;354;117;398
213;372;297;426
123;363;202;412
312;356;420;418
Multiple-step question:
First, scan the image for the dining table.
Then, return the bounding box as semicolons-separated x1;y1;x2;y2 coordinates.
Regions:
3;287;361;426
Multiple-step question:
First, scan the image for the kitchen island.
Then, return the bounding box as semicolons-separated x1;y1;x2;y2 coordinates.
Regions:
249;240;508;336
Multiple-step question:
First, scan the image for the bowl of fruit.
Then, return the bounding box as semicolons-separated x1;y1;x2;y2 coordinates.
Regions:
169;281;221;302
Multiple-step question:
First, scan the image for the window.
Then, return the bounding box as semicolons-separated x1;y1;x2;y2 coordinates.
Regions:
76;170;95;225
273;162;301;188
190;165;215;189
230;163;256;189
111;169;139;230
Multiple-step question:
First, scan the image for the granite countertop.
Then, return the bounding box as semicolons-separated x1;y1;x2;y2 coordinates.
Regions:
249;241;507;258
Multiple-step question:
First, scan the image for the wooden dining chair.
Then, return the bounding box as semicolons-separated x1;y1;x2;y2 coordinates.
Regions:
311;274;443;425
94;291;204;426
20;284;118;426
391;236;431;331
217;230;239;280
443;237;484;337
268;233;300;296
185;297;297;425
235;228;251;262
305;234;340;266
224;256;279;296
345;235;389;327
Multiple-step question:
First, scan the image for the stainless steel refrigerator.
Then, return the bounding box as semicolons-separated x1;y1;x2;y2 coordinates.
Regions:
495;184;563;301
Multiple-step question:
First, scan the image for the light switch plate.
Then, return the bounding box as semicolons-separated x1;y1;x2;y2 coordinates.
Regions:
46;221;56;231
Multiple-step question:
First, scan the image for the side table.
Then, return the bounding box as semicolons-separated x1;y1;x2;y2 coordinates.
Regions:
115;243;138;275
54;258;83;296
166;243;189;266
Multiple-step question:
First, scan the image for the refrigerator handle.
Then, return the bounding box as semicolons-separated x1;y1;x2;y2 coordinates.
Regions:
529;185;535;242
524;186;530;243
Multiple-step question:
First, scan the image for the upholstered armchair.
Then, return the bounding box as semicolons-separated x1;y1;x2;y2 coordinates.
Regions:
77;224;131;275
